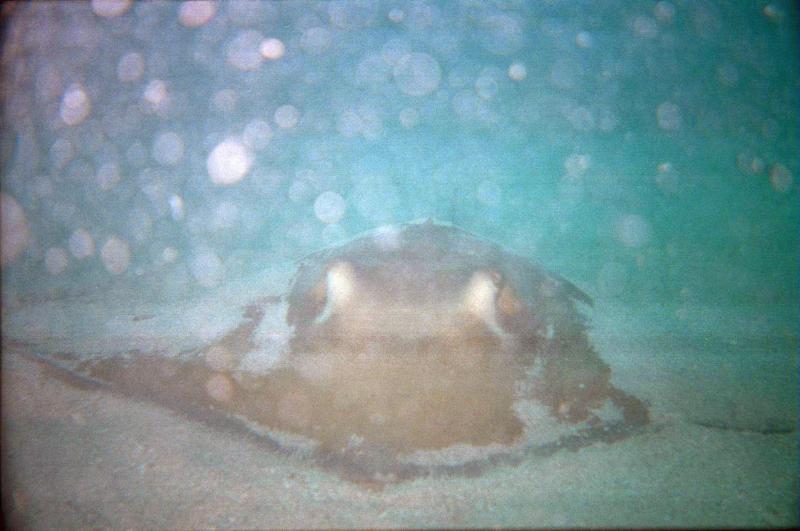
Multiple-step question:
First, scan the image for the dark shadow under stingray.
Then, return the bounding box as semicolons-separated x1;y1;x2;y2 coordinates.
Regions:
17;222;651;486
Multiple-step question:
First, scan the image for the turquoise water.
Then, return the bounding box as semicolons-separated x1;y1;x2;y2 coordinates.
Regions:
0;0;797;526
1;1;796;315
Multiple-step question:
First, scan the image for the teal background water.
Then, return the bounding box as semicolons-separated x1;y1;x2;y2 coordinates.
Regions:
2;1;796;324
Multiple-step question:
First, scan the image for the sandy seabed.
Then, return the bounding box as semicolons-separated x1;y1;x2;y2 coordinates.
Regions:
2;265;797;528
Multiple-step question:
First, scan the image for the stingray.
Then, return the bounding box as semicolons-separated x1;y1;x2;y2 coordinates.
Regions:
21;220;649;485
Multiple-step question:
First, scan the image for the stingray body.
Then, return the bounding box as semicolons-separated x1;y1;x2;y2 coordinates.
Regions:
32;220;649;483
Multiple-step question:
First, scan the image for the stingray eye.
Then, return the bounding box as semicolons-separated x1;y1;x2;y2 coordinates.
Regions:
462;269;500;318
312;261;356;324
326;261;355;305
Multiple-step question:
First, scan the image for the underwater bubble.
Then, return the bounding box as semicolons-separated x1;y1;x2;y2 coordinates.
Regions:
211;201;239;231
60;84;91;126
242;119;273;150
564;153;590;175
763;3;784;21
656;102;681;130
45;247;69;275
575;31;593;48
565;105;595;131
162;247;178;263
50;138;75;171
337;109;363;137
615;215;652;248
169;195;184;221
91;0;131;18
393;52;442;97
655;1;676;22
179;0;217;28
152;131;185;166
190;248;224;288
479;13;524;55
399;107;419;128
477;180;502;207
716;63;739;87
68;229;95;260
97;161;121;191
508;62;527;81
769;163;793;193
388;8;405;23
655;162;680;195
259;38;285;60
314;191;346;224
300;27;332;55
475;74;499;100
207;138;253;186
288;179;311;204
356;53;392;87
227;30;264;71
117;52;145;83
274;105;299;129
143;80;167;105
549;58;581;90
1;194;29;266
101;236;131;275
211;89;237;114
381;37;412;67
632;16;658;38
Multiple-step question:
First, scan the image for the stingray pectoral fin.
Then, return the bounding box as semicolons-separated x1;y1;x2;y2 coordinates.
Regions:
607;385;650;426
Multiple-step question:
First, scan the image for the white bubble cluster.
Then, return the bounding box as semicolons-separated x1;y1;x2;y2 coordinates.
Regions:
656;101;681;130
101;236;131;275
314;191;346;224
207;138;253;186
1;193;29;266
179;0;217;28
274;105;300;129
68;229;95;259
393;53;442;97
152;131;185;166
60;84;91;126
45;247;69;275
